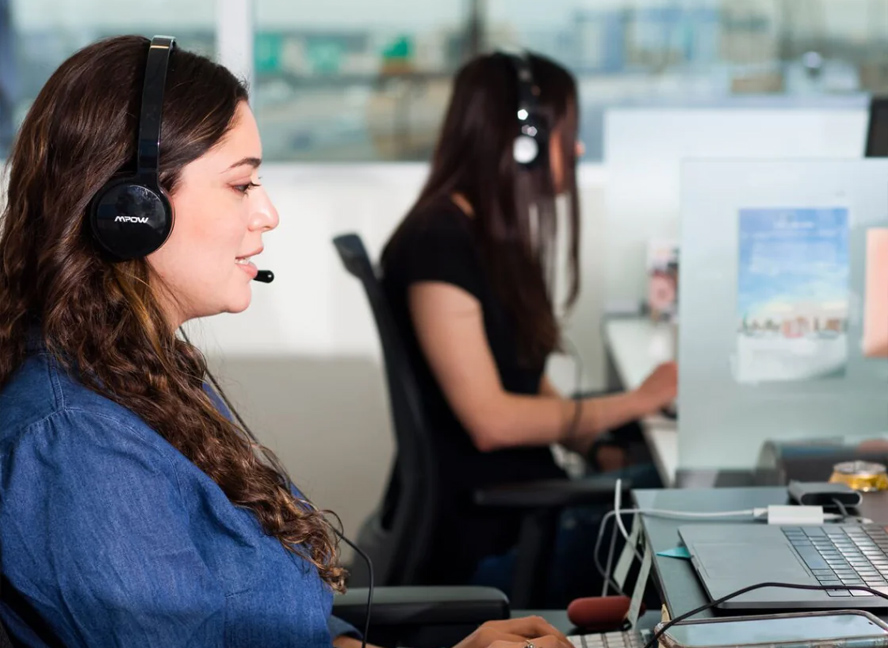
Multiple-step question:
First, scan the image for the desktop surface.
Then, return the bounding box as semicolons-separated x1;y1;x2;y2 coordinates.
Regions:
604;317;678;486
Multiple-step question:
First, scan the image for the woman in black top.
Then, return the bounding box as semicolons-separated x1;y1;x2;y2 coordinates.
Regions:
381;52;676;599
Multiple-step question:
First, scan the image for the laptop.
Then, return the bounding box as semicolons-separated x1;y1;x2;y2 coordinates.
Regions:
568;629;650;647
678;523;888;610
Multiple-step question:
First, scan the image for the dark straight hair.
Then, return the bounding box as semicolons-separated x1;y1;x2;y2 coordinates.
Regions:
387;51;580;366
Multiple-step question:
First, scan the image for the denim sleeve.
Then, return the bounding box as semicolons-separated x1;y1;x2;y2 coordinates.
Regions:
285;489;362;642
327;614;361;641
1;409;226;647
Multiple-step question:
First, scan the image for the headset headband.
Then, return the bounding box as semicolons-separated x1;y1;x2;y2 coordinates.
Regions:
500;49;545;167
88;35;177;261
508;50;539;124
137;36;175;180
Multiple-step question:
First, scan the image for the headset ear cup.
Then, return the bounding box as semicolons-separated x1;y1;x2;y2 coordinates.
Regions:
90;179;173;260
514;134;539;166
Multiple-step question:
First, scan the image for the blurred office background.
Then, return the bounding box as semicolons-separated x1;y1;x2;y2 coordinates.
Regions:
4;0;888;161
0;0;884;547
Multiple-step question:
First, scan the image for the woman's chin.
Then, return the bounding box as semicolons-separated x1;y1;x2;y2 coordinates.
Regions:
225;288;253;314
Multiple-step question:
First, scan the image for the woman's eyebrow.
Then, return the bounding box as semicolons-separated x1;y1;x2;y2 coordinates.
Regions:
223;157;262;172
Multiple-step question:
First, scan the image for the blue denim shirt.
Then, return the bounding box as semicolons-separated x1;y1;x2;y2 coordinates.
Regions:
0;343;357;647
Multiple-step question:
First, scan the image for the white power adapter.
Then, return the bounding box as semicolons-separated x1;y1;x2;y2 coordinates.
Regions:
754;505;839;525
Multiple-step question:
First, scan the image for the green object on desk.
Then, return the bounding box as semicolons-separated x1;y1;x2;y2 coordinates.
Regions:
657;546;691;559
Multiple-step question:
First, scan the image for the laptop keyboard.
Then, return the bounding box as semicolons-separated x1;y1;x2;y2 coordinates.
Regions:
568;629;649;647
783;525;888;597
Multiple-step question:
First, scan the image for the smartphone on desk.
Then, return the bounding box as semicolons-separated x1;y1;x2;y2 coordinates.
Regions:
655;610;888;648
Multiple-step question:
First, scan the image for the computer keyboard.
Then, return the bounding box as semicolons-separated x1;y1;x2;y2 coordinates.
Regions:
783;525;888;597
568;629;650;647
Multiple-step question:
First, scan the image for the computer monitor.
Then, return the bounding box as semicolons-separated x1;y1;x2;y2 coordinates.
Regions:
865;97;888;157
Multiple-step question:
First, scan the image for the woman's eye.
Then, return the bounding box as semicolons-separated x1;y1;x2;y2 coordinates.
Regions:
233;182;262;194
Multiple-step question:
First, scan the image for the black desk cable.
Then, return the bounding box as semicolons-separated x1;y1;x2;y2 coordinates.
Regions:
598;493;873;646
644;582;888;648
333;531;374;648
182;329;374;648
831;496;852;522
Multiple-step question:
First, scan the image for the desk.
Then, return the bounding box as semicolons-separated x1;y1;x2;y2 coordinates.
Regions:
634;486;888;621
604;318;678;486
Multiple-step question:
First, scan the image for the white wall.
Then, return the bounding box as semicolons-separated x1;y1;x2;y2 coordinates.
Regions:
185;162;611;548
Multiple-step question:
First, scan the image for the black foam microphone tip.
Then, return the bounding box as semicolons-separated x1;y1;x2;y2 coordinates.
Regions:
253;270;274;283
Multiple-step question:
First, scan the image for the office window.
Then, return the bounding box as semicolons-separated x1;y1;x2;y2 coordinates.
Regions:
487;0;888;161
0;0;215;156
255;0;888;162
252;1;471;162
4;0;888;162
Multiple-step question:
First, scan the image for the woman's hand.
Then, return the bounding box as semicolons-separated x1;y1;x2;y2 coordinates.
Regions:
635;362;677;414
452;616;574;648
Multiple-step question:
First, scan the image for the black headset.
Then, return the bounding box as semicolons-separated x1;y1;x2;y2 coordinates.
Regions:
502;50;546;168
89;36;176;261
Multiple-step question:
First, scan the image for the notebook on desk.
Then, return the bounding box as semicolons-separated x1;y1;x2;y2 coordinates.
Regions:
679;524;888;610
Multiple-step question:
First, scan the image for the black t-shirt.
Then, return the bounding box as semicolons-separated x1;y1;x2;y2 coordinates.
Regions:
381;197;566;580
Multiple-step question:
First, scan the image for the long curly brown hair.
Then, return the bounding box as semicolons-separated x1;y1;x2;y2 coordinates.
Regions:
0;36;345;592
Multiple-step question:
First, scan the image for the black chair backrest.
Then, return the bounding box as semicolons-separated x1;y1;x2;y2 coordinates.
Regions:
333;234;440;586
0;569;15;647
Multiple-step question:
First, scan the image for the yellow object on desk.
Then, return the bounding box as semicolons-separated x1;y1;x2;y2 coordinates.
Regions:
658;606;670;648
830;460;888;492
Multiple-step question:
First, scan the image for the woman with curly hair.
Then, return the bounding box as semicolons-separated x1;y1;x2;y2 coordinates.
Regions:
0;35;571;648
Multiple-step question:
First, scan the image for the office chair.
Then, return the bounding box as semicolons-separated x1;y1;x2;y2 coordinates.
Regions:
0;547;14;648
333;233;626;608
0;584;504;648
334;585;510;648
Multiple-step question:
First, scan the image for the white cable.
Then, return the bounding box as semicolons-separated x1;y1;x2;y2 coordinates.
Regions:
634;507;758;519
597;511;626;596
598;481;850;593
597;480;760;591
614;479;632;545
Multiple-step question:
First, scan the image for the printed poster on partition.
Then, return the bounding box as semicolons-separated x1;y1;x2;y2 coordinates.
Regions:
735;207;850;384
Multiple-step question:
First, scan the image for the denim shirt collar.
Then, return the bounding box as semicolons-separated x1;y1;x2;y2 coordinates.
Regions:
25;324;45;354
